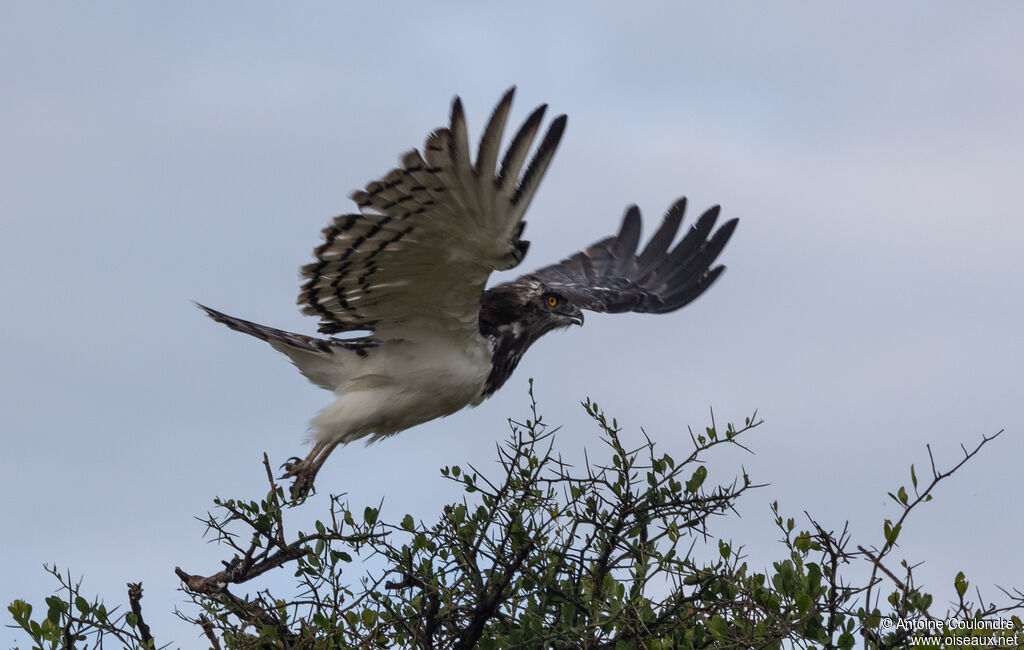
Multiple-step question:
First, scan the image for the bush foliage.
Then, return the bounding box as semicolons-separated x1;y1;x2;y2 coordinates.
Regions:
9;383;1023;649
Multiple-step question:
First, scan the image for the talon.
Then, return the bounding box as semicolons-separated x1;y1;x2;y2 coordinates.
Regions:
288;467;317;503
278;457;318;503
279;456;303;477
276;440;338;504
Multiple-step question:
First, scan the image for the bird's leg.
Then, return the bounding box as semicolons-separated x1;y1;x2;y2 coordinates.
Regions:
280;439;340;502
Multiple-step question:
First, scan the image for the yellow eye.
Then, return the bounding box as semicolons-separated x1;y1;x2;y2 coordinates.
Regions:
546;295;558;307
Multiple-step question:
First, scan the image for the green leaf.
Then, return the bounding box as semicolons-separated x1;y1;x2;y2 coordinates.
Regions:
883;519;902;545
401;514;414;531
897;486;908;505
708;614;729;639
806;562;822;593
361;609;378;628
8;600;31;626
794;531;812;553
685;465;707;493
910;464;918;489
561;601;576;621
796;592;812;613
364;506;379;526
260;624;279;639
45;596;63;625
954;571;968;598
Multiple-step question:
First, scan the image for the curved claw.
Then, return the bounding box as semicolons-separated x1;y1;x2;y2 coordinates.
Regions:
278;457;317;502
277;440;340;504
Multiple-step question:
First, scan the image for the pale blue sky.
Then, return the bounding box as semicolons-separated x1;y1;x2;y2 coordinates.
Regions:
3;3;1022;645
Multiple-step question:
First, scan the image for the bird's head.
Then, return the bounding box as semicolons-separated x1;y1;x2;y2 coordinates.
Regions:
479;280;584;344
536;288;584;330
513;281;584;340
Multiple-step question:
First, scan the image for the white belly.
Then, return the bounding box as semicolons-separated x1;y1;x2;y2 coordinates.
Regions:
310;333;492;444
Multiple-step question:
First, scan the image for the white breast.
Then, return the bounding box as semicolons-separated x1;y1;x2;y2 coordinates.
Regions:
309;331;493;444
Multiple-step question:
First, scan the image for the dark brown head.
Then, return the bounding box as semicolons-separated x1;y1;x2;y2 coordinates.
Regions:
477;279;584;397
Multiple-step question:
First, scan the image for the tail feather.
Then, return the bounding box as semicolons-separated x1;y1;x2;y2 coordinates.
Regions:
196;302;380;391
195;302;334;353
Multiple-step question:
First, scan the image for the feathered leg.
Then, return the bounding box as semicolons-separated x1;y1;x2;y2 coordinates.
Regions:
281;440;341;502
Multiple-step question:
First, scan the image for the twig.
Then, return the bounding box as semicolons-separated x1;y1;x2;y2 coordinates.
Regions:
263;453;287;549
199;615;222;650
126;582;154;645
857;546;933;619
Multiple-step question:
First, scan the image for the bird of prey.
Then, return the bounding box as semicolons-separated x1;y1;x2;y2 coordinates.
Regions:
199;88;737;497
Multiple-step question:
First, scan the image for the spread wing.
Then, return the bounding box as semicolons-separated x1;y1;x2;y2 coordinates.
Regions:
299;88;567;337
524;197;738;314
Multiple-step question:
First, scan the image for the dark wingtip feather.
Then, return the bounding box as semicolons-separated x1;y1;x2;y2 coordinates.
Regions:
497;103;547;188
512;113;567;205
710;217;739;250
550;114;568;140
610;205;642;271
666;196;688;220
687;205;722;241
620;204;642;233
448;97;466;148
635;198;686;279
658;214;738;291
655;204;721;278
476;88;516;176
548;114;569;138
448;96;473;171
655;264;728;313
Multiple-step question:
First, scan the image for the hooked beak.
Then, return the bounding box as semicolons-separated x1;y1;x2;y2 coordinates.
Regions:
569;307;584;327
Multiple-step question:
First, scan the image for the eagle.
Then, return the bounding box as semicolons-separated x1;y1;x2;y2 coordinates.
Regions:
199;88;737;497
